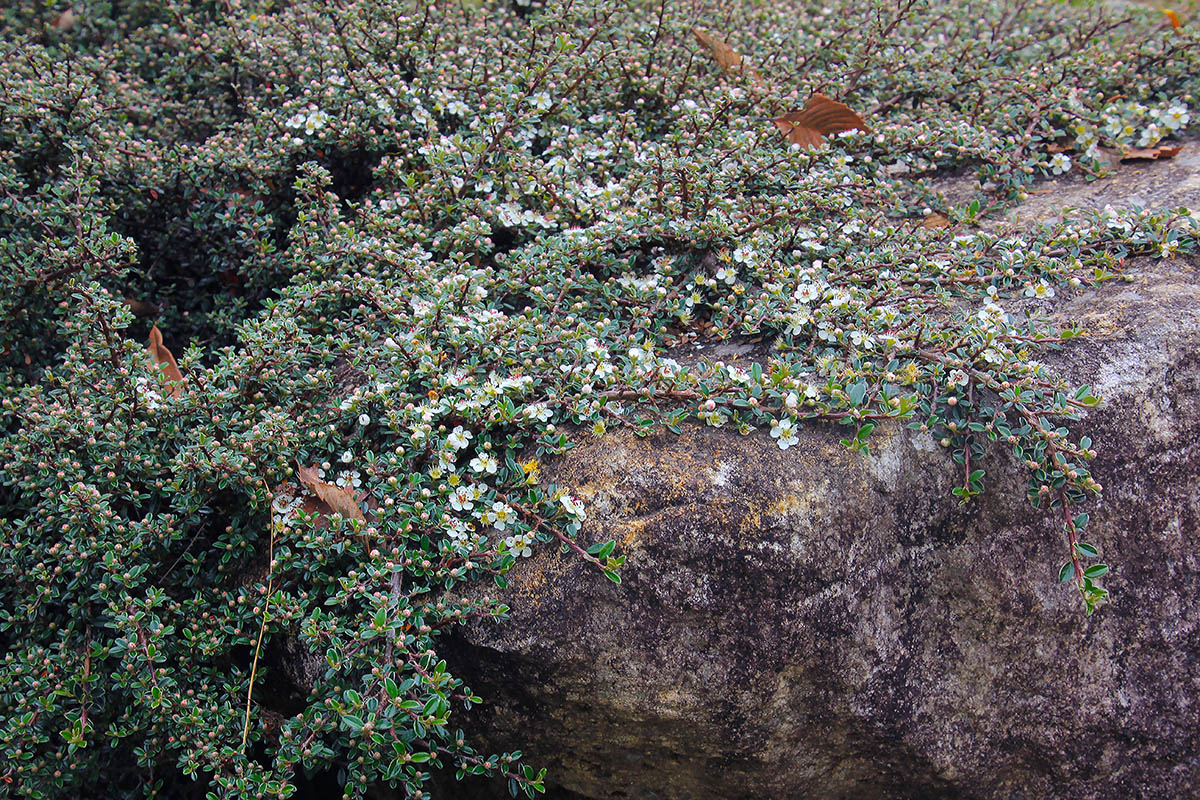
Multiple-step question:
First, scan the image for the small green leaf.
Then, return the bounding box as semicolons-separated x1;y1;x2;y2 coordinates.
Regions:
1075;542;1098;559
1083;564;1109;578
846;379;867;406
1058;562;1074;583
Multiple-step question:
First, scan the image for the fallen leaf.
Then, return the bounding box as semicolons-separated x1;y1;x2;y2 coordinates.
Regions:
124;297;160;317
1163;8;1180;29
921;212;952;229
772;94;870;149
147;324;184;398
691;27;740;70
1120;144;1183;162
1046;142;1073;154
297;464;366;523
691;27;762;85
52;8;77;31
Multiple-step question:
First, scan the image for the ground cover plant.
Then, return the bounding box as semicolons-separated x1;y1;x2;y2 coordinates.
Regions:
1;0;1198;797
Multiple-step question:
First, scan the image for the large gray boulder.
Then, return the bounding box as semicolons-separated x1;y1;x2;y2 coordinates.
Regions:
439;152;1200;798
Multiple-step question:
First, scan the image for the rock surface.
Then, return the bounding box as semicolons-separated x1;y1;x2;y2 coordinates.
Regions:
436;148;1200;799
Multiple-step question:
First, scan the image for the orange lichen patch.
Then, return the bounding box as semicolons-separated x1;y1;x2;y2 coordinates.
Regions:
500;549;574;607
735;507;768;539
768;493;806;517
617;518;649;550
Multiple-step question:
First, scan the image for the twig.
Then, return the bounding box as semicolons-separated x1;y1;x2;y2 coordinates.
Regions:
241;511;278;749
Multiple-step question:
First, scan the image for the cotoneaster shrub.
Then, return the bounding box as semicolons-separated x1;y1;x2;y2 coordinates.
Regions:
1;0;1198;797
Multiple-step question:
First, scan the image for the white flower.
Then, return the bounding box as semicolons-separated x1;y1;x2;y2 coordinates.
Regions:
524;403;552;422
529;92;553;111
447;100;470;117
1136;124;1162;148
470;453;498;475
732;246;756;264
446;518;474;543
726;365;751;385
848;330;875;349
560;493;587;521
334;470;361;490
450;485;475;512
504;531;534;557
358;413;370;426
785;308;810;336
1163;104;1190;131
340;450;354;463
714;266;737;284
446;426;472;450
1023;280;1055;299
134;376;162;411
769;417;800;450
1049;153;1072;175
304;110;330;135
1102;205;1133;235
487;501;514;531
794;283;823;303
946;369;969;387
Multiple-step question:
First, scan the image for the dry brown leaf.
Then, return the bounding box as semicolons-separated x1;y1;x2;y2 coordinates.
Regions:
52;8;77;31
272;485;350;533
124;297;160;317
691;27;741;70
921;212;952;229
1046;142;1073;154
147;324;184;398
691;27;763;85
297;465;366;523
1120;144;1183;162
287;490;332;528
772;94;870;149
